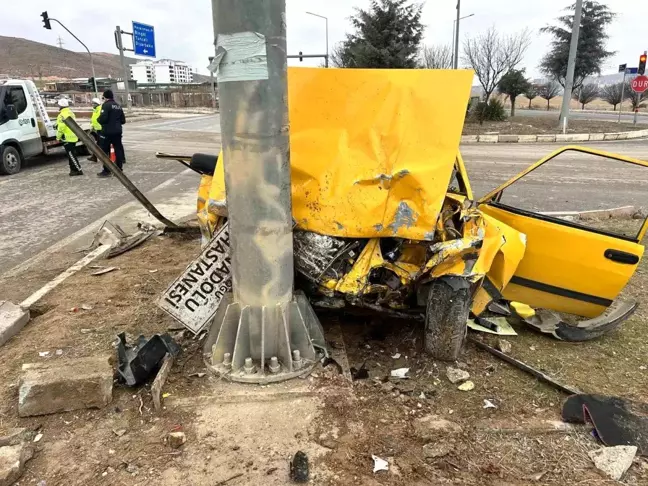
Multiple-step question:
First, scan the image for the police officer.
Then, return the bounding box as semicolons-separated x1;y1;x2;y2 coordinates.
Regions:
87;97;102;162
56;99;83;176
97;89;126;177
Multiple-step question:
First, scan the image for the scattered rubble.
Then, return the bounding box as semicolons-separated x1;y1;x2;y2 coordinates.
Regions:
0;429;33;448
117;333;181;386
0;443;33;486
588;446;637;481
167;432;187;449
18;356;113;417
458;381;475;391
390;368;410;379
290;451;309;482
423;442;454;459
413;415;463;441
152;354;175;411
371;455;389;473
496;339;512;354
446;367;470;384
483;399;497;409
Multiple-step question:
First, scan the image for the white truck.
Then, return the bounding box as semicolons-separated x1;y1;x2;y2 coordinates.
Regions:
0;79;90;175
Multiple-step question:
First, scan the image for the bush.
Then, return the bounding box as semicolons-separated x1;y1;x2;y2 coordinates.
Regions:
469;98;507;124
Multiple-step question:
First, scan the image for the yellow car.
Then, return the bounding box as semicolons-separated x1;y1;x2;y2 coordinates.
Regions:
160;68;647;360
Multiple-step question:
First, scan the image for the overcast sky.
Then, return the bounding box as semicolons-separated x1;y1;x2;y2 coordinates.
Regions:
7;0;648;79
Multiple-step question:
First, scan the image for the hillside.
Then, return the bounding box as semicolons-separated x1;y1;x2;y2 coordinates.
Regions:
0;35;137;80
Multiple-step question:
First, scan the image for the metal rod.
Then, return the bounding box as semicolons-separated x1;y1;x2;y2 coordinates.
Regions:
468;337;581;395
453;0;461;69
306;12;329;68
287;54;328;59
115;26;132;110
619;69;626;123
62;117;178;228
51;18;98;96
559;0;584;128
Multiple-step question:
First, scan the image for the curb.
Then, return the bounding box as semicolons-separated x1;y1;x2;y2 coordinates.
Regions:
461;128;648;144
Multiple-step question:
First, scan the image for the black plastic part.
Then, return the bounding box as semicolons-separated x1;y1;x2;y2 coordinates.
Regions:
290;451;309;483
117;333;181;386
190;153;219;176
604;249;640;265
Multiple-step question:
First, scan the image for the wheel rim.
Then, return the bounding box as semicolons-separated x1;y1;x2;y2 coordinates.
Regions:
5;153;18;171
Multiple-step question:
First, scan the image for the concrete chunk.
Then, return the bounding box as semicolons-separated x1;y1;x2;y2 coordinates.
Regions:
589;446;637;481
413;415;463;441
19;356;113;417
0;444;33;486
0;301;30;347
0;429;33;448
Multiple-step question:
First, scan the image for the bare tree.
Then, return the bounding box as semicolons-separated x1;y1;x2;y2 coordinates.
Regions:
462;27;531;101
599;82;624;111
420;45;453;69
625;84;647;111
572;83;599;110
537;80;562;110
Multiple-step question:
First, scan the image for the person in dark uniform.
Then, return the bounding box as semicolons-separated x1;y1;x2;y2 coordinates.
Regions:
97;89;126;177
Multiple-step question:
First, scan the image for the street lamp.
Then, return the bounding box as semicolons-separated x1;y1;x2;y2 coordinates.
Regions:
451;13;474;69
306;11;329;67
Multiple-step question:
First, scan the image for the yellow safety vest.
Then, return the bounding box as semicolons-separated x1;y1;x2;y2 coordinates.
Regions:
56;107;79;143
90;105;102;131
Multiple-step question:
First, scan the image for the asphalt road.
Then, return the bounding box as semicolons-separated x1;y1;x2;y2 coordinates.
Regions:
1;112;647;276
515;108;648;125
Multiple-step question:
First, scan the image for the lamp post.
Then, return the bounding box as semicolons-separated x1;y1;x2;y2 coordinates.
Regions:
306;11;329;67
451;13;474;68
559;0;584;130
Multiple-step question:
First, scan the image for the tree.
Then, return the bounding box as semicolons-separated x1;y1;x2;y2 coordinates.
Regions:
420;45;453;69
525;84;539;109
537;81;562;110
625;83;647;111
540;1;615;90
463;27;531;101
497;69;531;116
599;82;624;111
572;83;599;109
334;0;424;68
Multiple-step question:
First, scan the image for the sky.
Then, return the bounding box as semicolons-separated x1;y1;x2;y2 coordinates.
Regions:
6;0;648;79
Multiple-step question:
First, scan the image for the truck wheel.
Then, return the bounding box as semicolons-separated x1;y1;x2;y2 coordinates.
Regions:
424;278;470;361
0;145;22;175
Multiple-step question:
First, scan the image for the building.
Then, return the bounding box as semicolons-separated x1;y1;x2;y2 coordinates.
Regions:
130;60;194;84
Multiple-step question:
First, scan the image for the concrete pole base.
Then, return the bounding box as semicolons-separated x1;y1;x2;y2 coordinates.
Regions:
203;291;327;384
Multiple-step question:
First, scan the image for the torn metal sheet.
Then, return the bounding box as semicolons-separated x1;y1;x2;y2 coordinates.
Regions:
157;223;232;334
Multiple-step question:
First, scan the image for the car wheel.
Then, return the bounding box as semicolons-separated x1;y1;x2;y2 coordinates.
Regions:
0;145;22;175
424;278;470;361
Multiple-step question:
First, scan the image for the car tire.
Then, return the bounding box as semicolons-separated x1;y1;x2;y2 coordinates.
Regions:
424;278;470;361
0;145;22;175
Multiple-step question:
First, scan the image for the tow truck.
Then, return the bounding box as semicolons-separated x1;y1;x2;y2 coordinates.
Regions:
0;79;90;175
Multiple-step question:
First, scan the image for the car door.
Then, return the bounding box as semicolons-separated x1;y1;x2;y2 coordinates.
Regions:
2;86;42;157
477;146;648;318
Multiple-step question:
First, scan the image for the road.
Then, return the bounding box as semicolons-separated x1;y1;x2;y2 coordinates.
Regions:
1;112;647;276
516;108;648;125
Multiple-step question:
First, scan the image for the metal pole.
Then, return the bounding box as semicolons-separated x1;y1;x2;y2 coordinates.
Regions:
115;26;132;110
306;12;329;68
451;20;456;68
51;19;98;96
559;0;584;128
618;70;626;124
453;0;461;69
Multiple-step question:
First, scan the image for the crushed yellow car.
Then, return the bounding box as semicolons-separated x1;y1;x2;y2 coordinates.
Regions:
161;67;646;360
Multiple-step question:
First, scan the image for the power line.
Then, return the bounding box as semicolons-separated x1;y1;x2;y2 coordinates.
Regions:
56;36;64;49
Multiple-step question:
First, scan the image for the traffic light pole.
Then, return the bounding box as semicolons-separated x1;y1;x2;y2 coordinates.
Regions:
114;27;133;110
559;0;584;129
618;69;626;124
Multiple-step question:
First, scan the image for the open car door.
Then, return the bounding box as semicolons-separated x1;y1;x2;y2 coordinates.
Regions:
478;146;648;319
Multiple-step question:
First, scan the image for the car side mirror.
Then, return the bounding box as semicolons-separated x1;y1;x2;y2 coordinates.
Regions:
5;104;17;120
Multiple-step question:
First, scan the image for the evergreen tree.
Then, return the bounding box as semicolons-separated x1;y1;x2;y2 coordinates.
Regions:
498;69;531;116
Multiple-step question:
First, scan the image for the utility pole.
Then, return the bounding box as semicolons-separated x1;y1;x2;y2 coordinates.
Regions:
56;36;64;49
114;27;132;110
453;0;461;69
205;0;323;383
559;0;584;129
208;56;217;109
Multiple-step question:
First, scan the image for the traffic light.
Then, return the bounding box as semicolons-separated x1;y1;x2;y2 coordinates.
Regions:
639;52;647;75
299;51;303;62
41;11;51;30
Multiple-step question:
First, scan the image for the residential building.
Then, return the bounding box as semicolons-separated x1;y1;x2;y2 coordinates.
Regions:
130;59;194;84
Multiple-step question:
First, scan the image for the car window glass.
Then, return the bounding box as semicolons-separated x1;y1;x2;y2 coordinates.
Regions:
8;87;28;115
494;151;647;240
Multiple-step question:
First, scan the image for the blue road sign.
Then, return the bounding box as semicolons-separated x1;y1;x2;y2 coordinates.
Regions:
132;21;156;58
626;67;639;75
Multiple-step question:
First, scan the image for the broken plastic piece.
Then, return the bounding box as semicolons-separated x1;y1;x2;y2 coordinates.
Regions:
372;455;389;473
391;353;401;359
458;380;475;391
510;302;535;319
483;399;497;409
116;333;181;387
390;368;410;379
467;317;517;336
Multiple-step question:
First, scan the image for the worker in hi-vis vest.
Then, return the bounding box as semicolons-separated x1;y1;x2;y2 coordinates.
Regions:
56;98;83;176
87;97;103;162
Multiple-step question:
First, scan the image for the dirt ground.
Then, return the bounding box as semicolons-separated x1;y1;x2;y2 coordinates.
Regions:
463;116;643;136
1;222;648;485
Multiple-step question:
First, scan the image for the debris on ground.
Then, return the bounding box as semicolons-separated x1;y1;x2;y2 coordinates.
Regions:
483;399;497;409
0;429;34;447
413;415;463;441
290;451;309;482
117;333;181;386
167;431;186;449
152;354;175;411
588;445;637;480
562;394;648;455
90;267;119;276
423;442;454;459
496;339;512;354
371;455;389;473
458;380;475;391
0;300;30;348
391;353;401;359
446;367;470;384
350;361;369;381
0;442;34;486
18;356;113;417
467;317;517;336
390;368;410;379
